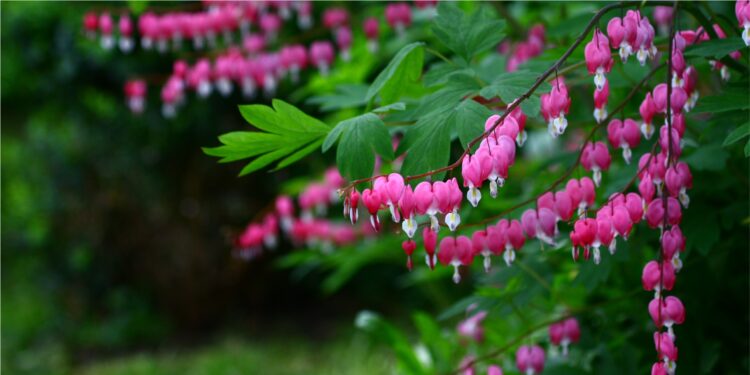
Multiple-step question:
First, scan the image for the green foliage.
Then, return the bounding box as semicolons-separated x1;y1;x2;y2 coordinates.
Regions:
684;36;746;59
203;100;330;175
479;70;541;116
325;113;394;181
365;42;426;105
692;88;749;114
431;2;506;63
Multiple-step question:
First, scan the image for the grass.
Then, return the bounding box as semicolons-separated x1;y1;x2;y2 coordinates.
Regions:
75;334;393;375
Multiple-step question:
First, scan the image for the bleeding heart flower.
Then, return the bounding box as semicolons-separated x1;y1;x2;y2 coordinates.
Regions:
541;78;571;137
581;142;612;187
361;188;383;231
438;235;474;283
646;197;682;229
423;227;438;269
585;29;614;90
642;260;676;297
594;79;610;123
640;92;659;139
549;317;581;356
402;239;416;270
607;118;641;164
516;345;545;375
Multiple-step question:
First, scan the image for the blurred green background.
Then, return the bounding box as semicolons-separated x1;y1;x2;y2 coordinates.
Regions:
2;2;749;375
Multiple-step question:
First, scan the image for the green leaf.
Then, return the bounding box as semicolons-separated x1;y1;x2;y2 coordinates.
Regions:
685;37;745;59
723;122;750;147
307;84;369;112
399;107;454;180
423;62;473;88
746;139;750;157
273;138;324;170
692;89;749;114
455;99;493;150
409;72;481;120
205;100;330;175
479;70;540;116
373;102;406;113
239;146;296;176
400;98;490;180
684;142;730;171
334;113;394;180
365;42;425;104
432;2;506;62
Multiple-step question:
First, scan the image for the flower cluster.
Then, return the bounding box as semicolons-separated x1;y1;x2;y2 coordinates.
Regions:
458;311;582;375
83;2;424;116
83;12;134;52
606;10;656;65
234;168;374;260
501;24;546;72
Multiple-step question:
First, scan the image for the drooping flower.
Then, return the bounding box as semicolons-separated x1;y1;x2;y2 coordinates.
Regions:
309;41;335;76
737;0;750;46
640;92;658;140
462;152;492;207
607;13;638;61
593;79;610;124
423;227;438;269
648;295;685;339
581;142;612;187
363;17;380;53
607;118;641;164
399;185;418;238
414;181;440;231
642;260;676;297
585;29;614;90
654;331;679;372
385;3;412;36
438;236;474;283
515;345;545;375
457;310;488;342
665;162;692;208
373;173;405;223
118;14;134;52
361;188;383;231
402;239;416;270
99;12;115;50
336;27;353;61
549;317;581;356
541;78;571;137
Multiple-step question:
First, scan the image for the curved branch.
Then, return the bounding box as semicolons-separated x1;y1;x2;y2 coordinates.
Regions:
343;1;626;190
